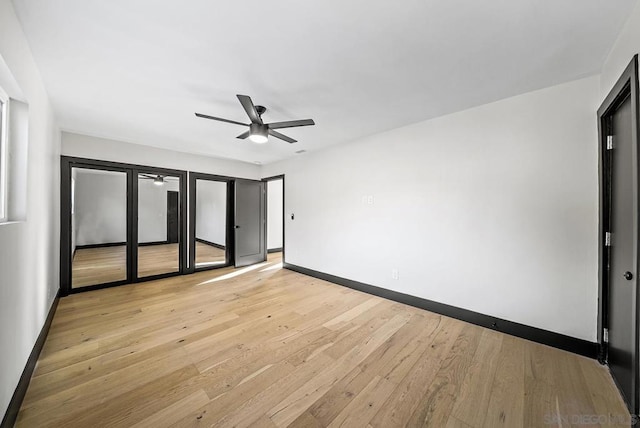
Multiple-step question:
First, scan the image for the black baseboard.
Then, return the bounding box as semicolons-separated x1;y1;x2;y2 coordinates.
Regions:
1;290;60;427
76;242;126;250
195;238;226;250
139;241;171;247
76;241;172;250
268;247;283;254
283;263;598;359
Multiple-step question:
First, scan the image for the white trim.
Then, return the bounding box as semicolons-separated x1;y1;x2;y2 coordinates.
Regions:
0;85;8;222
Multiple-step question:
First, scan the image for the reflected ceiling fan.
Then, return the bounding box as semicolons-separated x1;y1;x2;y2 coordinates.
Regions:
195;94;315;144
139;173;166;186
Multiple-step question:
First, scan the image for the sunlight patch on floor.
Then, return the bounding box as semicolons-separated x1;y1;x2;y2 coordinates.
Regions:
197;261;272;285
260;262;283;272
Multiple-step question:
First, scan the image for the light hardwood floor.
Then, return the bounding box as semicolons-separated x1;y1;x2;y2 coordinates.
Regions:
73;242;225;288
22;253;629;427
72;245;127;288
195;241;226;268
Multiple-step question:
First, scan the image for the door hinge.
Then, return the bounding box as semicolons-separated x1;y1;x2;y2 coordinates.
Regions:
606;135;614;150
605;232;612;247
603;328;609;343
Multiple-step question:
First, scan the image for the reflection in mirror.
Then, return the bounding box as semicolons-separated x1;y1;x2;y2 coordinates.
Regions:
71;168;127;288
137;173;181;277
195;180;227;268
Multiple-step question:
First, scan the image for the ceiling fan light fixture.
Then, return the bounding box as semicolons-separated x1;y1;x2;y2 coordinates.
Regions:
153;175;164;186
249;123;268;144
195;94;315;144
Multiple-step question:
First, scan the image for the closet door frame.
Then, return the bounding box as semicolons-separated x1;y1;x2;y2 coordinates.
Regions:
60;156;187;295
132;166;188;282
188;172;235;273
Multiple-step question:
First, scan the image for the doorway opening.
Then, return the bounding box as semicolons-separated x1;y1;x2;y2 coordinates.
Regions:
264;175;285;261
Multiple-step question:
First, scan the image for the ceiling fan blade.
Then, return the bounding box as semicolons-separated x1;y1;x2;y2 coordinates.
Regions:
195;112;248;127
139;173;155;179
236;130;251;139
267;119;315;130
237;94;263;125
269;129;297;144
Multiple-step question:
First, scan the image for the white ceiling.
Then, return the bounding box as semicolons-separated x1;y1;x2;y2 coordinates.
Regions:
12;0;637;164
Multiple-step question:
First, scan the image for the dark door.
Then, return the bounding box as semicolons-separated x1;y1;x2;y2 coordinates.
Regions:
607;93;637;411
167;191;179;244
234;179;266;267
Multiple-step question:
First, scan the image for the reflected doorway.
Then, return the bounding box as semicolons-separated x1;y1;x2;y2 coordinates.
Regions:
264;175;285;261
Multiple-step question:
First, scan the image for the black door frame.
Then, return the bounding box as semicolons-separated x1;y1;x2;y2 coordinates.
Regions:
187;172;235;273
263;174;285;263
60;157;132;295
597;54;639;415
60;156;187;295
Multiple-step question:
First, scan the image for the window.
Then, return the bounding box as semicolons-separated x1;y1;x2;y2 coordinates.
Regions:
0;86;8;222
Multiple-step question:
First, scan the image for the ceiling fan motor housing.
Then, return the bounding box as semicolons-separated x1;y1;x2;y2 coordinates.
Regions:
249;122;268;142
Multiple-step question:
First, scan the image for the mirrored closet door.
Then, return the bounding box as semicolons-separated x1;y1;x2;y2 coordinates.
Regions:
189;173;233;271
70;167;128;289
61;157;187;294
136;171;184;278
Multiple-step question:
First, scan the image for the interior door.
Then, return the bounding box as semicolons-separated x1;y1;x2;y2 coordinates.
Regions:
607;93;637;411
235;179;266;267
167;191;179;244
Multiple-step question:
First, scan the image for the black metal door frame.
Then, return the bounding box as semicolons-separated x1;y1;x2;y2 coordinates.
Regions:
187;171;234;273
597;54;640;416
60;156;187;295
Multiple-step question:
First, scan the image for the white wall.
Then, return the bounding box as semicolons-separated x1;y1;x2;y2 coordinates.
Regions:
0;0;60;418
195;180;226;246
263;75;601;341
138;177;180;243
74;169;127;246
62;132;261;180
267;179;283;250
600;0;640;97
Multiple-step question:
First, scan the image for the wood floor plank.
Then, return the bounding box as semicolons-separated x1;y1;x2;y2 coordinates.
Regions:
368;318;464;427
451;328;504;426
131;388;210;428
482;335;525;428
267;313;412;427
306;312;441;426
16;253;630;428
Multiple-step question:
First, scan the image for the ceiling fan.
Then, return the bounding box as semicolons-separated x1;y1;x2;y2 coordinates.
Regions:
139;173;166;185
195;94;315;144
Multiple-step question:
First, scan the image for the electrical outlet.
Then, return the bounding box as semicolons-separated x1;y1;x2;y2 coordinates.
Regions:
392;268;399;280
367;195;374;205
